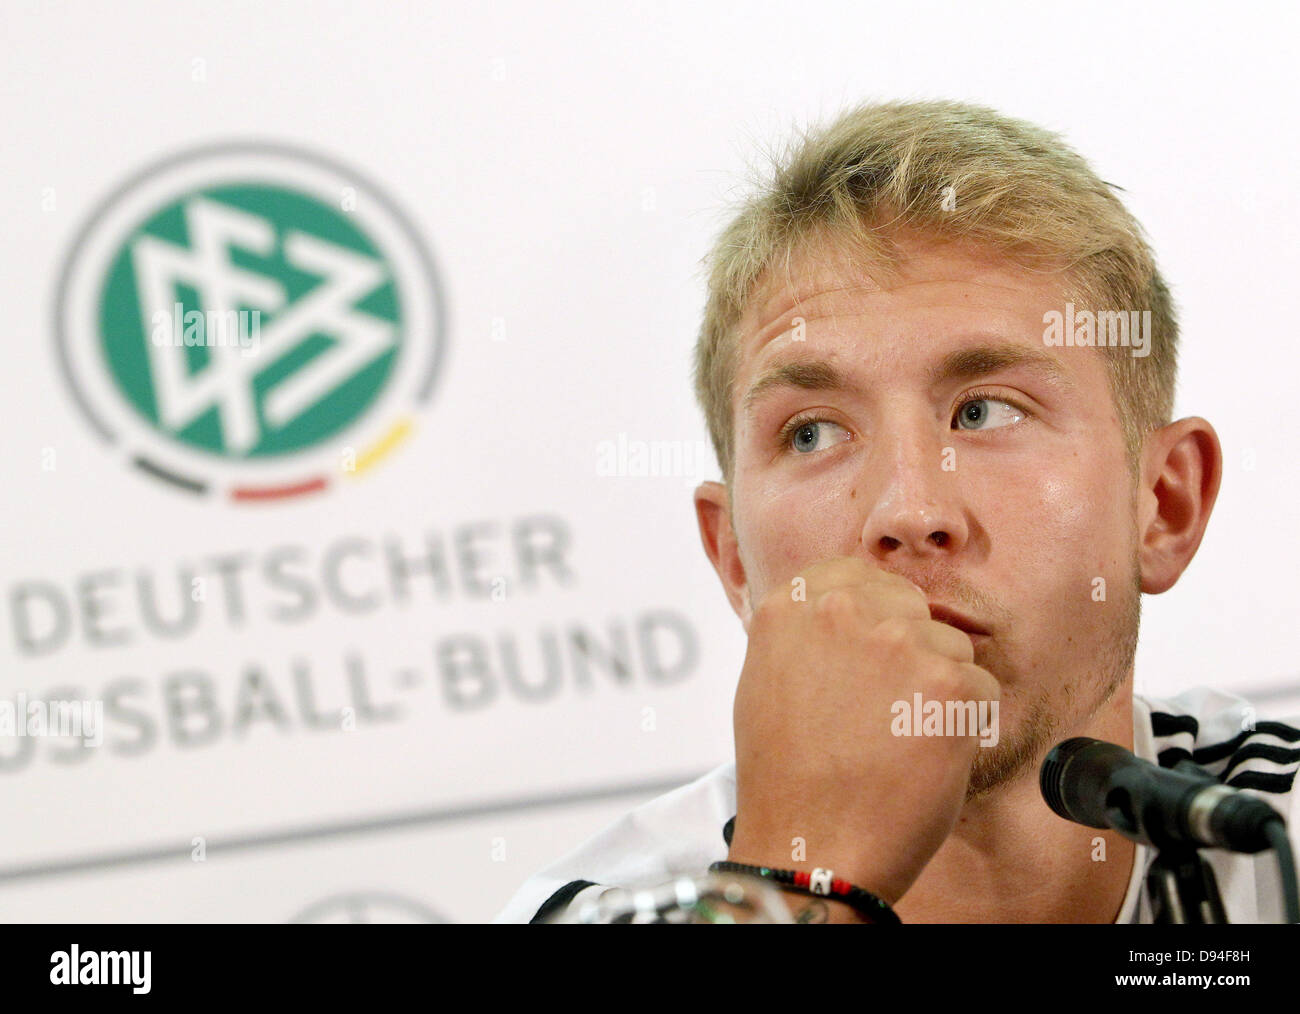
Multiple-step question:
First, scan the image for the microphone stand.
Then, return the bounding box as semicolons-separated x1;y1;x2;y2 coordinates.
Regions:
1145;759;1229;924
1146;846;1228;924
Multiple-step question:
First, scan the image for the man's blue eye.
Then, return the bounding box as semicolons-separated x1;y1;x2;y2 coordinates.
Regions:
793;422;819;452
789;419;848;453
954;398;1024;431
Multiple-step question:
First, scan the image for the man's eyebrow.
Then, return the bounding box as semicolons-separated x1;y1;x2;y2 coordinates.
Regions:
741;357;848;417
741;342;1071;417
929;343;1071;389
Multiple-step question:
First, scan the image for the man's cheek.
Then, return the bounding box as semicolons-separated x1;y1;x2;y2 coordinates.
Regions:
752;499;846;572
1027;473;1093;534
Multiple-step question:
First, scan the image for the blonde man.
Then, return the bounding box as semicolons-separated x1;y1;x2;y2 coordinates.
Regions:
495;100;1299;924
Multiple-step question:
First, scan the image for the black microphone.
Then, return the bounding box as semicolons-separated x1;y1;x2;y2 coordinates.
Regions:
1040;737;1283;853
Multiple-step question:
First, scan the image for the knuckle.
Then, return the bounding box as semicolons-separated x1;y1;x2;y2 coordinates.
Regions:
813;587;857;625
926;661;964;700
870;615;914;651
955;663;1000;701
892;581;931;615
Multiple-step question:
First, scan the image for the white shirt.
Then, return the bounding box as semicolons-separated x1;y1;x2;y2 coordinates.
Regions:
493;686;1300;923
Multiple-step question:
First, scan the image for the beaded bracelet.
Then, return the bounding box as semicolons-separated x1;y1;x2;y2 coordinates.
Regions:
708;861;902;924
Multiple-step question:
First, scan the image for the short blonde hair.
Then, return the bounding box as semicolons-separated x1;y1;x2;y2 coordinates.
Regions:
693;99;1177;483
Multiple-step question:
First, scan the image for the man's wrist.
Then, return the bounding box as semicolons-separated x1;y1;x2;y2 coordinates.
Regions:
714;855;900;924
725;844;900;905
725;824;902;897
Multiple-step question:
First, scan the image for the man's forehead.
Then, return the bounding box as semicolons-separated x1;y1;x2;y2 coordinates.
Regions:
738;254;888;352
735;235;1067;365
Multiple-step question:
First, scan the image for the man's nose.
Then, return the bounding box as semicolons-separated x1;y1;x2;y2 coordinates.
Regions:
858;431;969;561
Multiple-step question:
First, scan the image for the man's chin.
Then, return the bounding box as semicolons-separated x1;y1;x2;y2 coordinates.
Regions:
965;695;1058;801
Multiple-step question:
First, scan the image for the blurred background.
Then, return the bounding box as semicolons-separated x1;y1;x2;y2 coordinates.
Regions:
1;0;1295;922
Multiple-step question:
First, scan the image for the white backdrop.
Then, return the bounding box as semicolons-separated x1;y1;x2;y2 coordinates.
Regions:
1;0;1296;923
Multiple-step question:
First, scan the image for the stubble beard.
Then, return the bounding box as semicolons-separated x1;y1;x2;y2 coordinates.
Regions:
964;557;1142;802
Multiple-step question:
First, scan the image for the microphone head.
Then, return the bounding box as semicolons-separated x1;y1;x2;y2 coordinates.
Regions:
1040;737;1105;823
1041;734;1284;851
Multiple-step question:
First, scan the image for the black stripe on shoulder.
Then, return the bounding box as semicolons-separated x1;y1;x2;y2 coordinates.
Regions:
1190;722;1300;766
1194;732;1250;765
1254;720;1300;743
1226;770;1298;794
1220;743;1300;782
1157;746;1193;770
1151;712;1199;738
529;879;598;924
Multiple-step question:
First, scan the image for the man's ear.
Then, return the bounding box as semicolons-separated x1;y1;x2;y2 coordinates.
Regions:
693;480;753;631
1137;416;1223;595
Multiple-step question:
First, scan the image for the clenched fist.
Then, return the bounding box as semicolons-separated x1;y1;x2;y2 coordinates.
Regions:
726;556;1001;917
